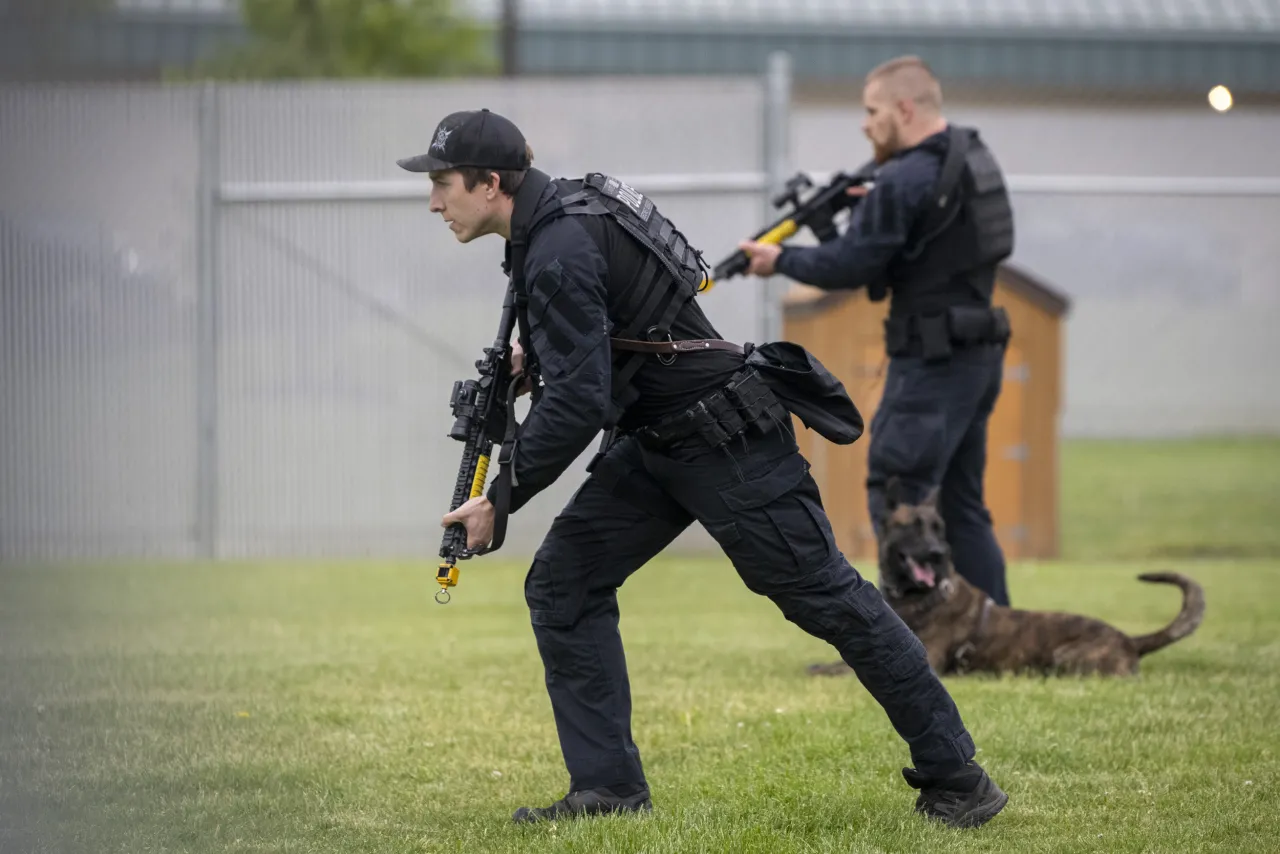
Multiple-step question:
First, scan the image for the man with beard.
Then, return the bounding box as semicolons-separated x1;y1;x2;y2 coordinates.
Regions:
739;55;1016;608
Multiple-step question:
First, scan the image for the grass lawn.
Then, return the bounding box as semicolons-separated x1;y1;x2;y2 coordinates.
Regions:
2;437;1279;853
1060;436;1280;561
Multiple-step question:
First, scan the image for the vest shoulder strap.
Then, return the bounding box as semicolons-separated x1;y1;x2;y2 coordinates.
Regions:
513;171;726;436
506;168;554;373
902;126;970;261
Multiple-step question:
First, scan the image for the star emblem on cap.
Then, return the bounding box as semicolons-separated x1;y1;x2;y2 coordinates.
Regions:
431;127;452;152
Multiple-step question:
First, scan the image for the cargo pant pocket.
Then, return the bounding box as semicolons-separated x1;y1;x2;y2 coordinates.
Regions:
884;629;930;682
525;558;573;628
712;453;838;593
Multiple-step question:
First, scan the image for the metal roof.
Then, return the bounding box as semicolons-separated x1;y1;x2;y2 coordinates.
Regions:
7;0;1280;92
115;0;231;9
463;0;1280;94
101;0;1280;37
467;0;1280;37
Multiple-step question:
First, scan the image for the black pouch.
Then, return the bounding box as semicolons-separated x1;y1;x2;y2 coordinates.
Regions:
724;368;789;428
948;305;1012;346
947;305;990;344
884;315;911;357
743;341;865;445
991;306;1011;343
919;313;952;363
695;394;743;448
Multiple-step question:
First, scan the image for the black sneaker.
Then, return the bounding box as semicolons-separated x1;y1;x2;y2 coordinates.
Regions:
512;786;653;824
902;763;1008;829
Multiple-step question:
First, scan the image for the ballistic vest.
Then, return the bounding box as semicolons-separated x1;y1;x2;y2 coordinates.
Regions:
873;127;1015;318
505;168;712;427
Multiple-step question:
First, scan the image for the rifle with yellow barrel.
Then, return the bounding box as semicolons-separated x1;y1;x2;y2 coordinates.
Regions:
436;284;522;604
702;161;879;291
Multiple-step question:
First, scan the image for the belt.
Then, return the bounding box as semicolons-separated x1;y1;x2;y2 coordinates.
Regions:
633;367;789;451
885;305;1010;360
610;336;745;356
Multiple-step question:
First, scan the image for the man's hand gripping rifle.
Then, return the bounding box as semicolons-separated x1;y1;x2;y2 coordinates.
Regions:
701;161;878;290
436;284;523;604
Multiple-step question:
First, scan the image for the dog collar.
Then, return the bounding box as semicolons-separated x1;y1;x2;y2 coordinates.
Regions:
952;597;995;672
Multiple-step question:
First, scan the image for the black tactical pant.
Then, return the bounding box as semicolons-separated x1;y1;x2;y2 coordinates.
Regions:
866;342;1010;606
524;421;977;793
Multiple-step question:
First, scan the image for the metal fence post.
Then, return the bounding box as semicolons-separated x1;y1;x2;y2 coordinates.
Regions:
761;50;792;344
195;81;221;560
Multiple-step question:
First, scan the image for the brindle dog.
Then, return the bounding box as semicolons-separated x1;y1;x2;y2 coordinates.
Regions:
809;480;1206;677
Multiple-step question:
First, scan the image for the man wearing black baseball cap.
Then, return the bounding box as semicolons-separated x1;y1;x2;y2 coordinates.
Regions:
398;108;534;244
401;110;1008;831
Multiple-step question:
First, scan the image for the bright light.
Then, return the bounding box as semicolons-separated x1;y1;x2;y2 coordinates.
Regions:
1208;85;1234;112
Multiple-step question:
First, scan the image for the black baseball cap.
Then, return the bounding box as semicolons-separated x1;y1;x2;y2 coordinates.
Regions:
396;108;530;173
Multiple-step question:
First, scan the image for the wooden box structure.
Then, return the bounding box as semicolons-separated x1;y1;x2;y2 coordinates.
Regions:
781;263;1071;562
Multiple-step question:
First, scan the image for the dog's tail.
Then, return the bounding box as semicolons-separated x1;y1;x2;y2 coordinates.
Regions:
1129;572;1206;657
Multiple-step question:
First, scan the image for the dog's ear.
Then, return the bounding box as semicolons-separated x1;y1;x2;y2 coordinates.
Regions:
921;485;940;510
885;477;904;511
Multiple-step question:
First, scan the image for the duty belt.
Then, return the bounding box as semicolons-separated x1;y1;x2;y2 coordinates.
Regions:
633;367;791;451
884;304;1011;361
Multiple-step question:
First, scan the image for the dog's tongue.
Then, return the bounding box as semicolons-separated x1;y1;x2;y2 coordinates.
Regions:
907;557;936;587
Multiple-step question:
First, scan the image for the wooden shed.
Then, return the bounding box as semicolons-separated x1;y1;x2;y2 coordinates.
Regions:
781;263;1071;563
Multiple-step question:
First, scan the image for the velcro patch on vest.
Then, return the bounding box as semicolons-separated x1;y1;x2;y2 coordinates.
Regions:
528;261;607;379
599;176;654;223
857;175;905;241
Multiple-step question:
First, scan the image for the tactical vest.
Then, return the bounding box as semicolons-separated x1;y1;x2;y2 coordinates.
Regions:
505;168;713;428
871;126;1015;317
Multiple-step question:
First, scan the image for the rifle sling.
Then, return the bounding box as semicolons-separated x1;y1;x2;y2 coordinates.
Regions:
475;370;523;556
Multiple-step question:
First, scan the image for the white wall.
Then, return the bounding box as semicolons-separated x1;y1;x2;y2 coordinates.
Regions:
792;97;1280;437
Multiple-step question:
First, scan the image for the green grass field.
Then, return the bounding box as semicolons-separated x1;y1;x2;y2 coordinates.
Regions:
3;437;1279;853
1060;437;1280;561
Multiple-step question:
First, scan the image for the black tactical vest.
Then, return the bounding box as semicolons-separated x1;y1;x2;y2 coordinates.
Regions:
873;127;1015;318
504;169;712;427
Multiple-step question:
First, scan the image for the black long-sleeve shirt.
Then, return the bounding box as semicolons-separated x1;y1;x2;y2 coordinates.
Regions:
492;184;741;513
776;131;947;292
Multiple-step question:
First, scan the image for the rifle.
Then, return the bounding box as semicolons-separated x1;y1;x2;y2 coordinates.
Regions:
435;284;521;604
702;162;879;291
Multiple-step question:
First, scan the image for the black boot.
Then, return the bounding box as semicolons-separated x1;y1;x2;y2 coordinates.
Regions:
512;785;653;824
902;762;1008;829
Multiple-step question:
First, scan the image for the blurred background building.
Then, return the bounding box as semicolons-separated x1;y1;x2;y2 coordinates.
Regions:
6;1;1280;95
2;0;1277;562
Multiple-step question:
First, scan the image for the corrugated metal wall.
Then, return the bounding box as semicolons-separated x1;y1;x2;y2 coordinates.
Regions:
4;74;1277;565
0;85;202;561
0;78;769;563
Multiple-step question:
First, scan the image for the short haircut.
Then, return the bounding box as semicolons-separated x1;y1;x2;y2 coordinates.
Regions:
866;55;943;111
455;143;536;196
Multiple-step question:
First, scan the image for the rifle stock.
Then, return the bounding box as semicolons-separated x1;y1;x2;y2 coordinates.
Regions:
436;285;520;603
